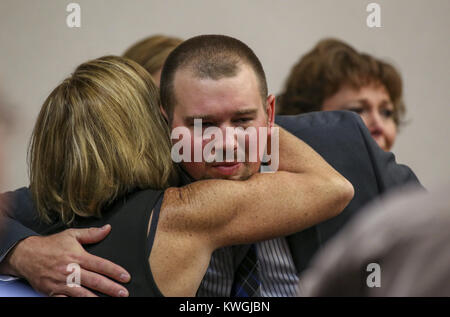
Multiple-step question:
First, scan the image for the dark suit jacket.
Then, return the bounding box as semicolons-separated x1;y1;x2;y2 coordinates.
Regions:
275;111;421;273
0;111;421;275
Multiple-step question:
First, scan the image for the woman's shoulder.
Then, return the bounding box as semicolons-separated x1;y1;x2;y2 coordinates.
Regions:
111;188;163;210
73;188;164;228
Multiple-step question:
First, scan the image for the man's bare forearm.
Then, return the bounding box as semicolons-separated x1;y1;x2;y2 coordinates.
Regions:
160;127;354;247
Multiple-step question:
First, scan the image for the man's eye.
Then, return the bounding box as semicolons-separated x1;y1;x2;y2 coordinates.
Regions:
189;121;213;127
234;118;252;124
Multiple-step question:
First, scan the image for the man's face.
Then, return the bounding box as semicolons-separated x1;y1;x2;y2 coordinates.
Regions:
169;64;275;181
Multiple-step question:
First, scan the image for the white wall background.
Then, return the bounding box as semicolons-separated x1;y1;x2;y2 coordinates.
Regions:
0;0;448;191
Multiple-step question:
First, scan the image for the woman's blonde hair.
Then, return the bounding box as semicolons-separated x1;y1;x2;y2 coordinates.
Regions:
123;35;183;76
29;55;178;224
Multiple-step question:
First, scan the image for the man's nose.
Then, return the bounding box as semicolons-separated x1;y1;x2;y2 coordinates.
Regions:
221;125;238;153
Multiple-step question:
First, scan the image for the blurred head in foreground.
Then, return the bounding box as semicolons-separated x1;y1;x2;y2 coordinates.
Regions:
299;183;450;296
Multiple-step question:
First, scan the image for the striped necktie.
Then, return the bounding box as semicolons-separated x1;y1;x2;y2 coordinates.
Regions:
231;244;261;297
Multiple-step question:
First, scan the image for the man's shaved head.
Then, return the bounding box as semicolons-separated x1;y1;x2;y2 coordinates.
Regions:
160;34;268;121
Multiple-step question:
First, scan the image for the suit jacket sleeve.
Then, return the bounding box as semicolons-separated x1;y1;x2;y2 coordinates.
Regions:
0;187;41;262
276;110;422;274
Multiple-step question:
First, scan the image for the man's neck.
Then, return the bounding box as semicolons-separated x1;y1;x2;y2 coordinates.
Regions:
178;166;196;186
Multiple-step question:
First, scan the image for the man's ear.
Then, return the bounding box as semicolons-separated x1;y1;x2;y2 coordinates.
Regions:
266;94;276;129
160;105;169;122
